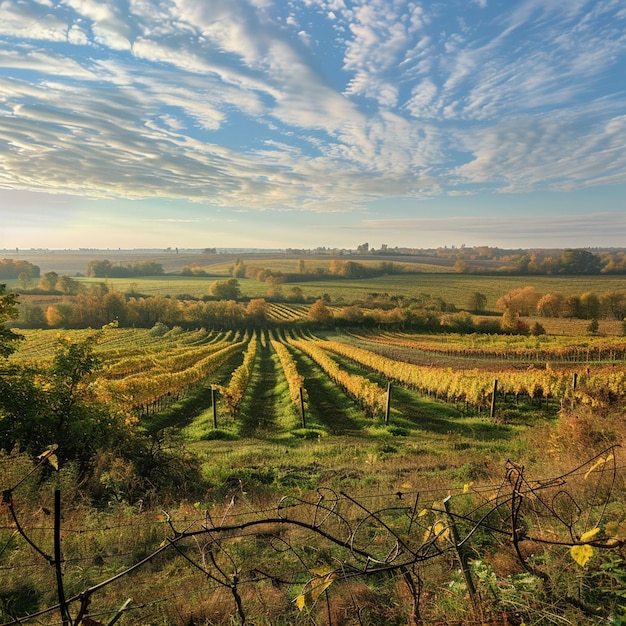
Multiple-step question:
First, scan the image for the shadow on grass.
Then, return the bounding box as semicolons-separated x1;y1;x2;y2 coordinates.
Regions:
238;339;279;437
291;348;365;435
387;384;514;441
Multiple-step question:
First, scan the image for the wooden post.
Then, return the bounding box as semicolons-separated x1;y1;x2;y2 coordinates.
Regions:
490;379;498;419
54;490;71;626
211;387;218;429
385;382;392;425
443;496;478;614
299;387;306;428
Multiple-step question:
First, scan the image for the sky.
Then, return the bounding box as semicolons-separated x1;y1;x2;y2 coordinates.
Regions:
0;0;625;251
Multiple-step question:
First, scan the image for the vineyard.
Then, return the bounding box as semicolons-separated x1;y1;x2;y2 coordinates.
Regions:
9;323;626;431
3;320;626;625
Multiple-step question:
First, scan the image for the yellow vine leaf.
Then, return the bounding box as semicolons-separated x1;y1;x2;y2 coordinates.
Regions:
418;508;429;517
580;527;601;542
571;544;594;567
463;482;474;494
295;593;308;611
433;521;451;543
295;571;337;611
584;454;613;480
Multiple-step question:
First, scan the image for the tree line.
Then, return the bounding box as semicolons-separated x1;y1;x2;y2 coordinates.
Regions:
0;258;40;280
86;259;164;278
495;285;626;320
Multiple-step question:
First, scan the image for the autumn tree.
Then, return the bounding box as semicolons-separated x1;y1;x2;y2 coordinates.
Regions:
600;291;626;319
536;292;566;317
246;298;268;325
231;258;246;278
501;309;529;334
209;278;241;300
495;286;539;316
308;298;333;326
580;292;601;320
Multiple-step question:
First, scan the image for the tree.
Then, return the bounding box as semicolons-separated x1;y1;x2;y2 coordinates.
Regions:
580;292;600;320
536;292;566;317
0;284;23;358
501;309;529;334
466;292;487;313
46;302;74;328
246;298;268;324
58;275;80;295
17;271;33;289
600;291;626;320
38;271;59;291
563;295;582;318
209;278;241;300
308;298;333;326
288;286;305;302
18;301;47;328
558;249;602;275
0;333;127;468
495;286;539;316
231;259;246;278
530;321;546;336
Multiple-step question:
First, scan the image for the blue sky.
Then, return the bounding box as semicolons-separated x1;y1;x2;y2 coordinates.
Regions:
1;0;625;251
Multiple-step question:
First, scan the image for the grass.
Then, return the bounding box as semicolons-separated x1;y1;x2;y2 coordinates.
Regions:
4;262;626;623
10;265;626;315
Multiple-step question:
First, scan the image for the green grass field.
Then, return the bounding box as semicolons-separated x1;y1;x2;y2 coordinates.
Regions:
35;272;626;315
3;252;626;625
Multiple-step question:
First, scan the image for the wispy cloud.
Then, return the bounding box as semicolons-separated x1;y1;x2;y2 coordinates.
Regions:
0;0;624;223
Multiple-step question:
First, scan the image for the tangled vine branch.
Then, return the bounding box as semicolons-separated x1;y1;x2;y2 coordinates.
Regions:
1;445;623;625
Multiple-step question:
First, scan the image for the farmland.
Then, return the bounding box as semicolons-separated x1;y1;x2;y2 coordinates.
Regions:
2;254;626;625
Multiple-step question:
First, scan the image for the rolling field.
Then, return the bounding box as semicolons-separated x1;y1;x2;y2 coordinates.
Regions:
4;260;626;624
6;250;626;314
65;272;626;311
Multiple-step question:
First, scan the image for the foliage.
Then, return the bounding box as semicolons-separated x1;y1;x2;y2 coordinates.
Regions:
0;284;23;358
308;298;333;325
209;277;241;299
0;259;40;279
86;258;164;278
0;333;132;471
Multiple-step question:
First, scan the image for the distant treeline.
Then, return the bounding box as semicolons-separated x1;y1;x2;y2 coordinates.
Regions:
223;258;414;284
230;250;626;282
0;259;40;279
11;278;626;336
86;259;165;278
